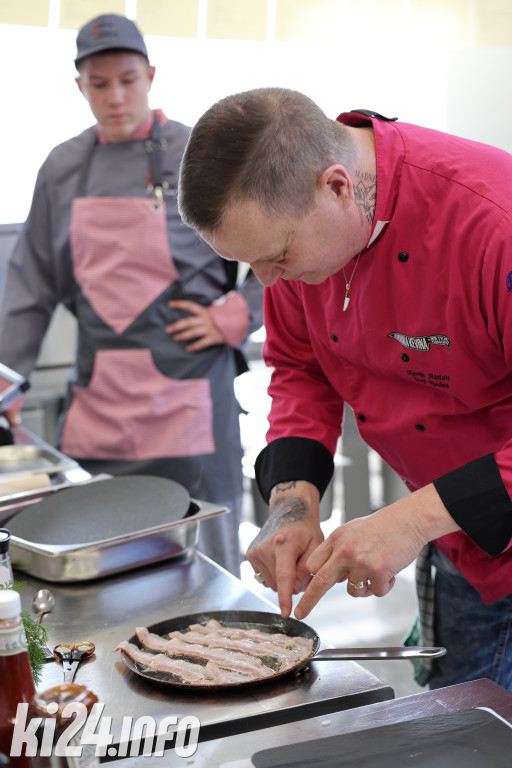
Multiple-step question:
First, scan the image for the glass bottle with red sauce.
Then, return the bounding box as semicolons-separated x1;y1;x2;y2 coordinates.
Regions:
0;589;36;767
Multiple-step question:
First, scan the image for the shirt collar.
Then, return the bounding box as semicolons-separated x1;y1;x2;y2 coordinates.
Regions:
95;109;167;144
337;110;403;248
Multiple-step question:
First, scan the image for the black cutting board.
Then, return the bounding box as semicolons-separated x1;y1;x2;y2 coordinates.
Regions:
7;475;190;545
252;708;512;768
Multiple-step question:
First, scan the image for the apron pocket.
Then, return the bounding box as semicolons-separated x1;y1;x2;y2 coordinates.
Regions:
61;348;215;460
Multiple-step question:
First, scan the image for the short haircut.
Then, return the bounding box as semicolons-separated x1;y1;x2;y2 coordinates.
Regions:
178;87;355;234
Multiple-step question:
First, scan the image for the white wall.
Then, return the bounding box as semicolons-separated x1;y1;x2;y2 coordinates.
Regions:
0;5;510;224
446;47;512;153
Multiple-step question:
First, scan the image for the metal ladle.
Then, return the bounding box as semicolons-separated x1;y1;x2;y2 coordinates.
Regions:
32;588;55;623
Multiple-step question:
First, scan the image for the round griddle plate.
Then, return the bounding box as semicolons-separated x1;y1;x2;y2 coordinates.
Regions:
7;475;190;545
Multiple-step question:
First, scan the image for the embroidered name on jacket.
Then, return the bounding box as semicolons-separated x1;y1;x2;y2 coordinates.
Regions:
388;332;451;351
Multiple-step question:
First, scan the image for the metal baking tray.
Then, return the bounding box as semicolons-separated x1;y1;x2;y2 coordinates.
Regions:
9;499;228;582
0;444;79;476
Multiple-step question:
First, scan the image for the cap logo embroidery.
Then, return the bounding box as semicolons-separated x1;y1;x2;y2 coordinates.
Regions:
93;22;100;38
388;332;451;351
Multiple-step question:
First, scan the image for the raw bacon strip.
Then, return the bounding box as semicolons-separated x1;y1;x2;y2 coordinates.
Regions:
201;620;315;654
190;620;314;655
157;658;209;683
167;628;298;664
135;627;176;653
115;641;205;682
203;661;253;684
138;628;275;676
115;640;252;685
269;633;313;652
189;620;222;633
188;623;211;635
135;627;275;678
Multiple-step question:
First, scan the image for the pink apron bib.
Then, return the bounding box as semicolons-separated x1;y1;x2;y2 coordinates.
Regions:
61;128;215;461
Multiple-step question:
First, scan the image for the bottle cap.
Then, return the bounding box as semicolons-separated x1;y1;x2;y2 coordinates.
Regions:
0;528;10;556
0;588;21;619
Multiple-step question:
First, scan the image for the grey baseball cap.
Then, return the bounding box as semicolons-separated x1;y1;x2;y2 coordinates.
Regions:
75;14;148;65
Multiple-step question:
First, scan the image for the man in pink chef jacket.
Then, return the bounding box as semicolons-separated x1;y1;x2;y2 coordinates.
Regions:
178;86;512;689
0;16;263;576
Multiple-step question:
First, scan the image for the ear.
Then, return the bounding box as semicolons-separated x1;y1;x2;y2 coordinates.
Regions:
75;76;85;96
317;165;353;206
147;65;156;88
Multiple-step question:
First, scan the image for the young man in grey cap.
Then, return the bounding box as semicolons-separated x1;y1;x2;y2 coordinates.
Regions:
0;15;263;575
74;14;154;143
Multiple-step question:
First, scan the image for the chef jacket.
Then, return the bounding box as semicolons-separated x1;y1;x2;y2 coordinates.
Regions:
255;110;512;604
0;111;263;506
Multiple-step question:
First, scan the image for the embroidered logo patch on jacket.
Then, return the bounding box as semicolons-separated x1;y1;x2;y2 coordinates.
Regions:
388;332;451;351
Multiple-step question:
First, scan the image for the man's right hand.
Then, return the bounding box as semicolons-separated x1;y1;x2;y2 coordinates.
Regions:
246;480;324;618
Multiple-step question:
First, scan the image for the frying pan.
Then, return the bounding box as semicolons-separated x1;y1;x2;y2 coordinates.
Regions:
119;610;446;691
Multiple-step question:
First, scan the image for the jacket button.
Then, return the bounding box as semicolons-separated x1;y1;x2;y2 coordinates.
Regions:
331;333;338;342
401;353;409;362
358;414;366;422
398;252;409;262
415;424;425;431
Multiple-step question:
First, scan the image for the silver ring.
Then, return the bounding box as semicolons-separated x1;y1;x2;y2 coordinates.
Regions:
348;579;366;590
253;572;265;584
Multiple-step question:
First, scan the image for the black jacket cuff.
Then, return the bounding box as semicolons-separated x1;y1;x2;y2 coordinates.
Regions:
254;437;334;504
433;453;512;556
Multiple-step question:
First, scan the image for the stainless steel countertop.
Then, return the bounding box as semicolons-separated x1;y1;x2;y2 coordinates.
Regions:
16;552;393;754
114;678;512;767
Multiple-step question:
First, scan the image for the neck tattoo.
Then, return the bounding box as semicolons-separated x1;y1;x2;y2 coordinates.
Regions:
342;250;363;311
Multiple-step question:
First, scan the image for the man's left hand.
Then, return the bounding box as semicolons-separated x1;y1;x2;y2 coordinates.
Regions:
166;299;224;351
294;482;460;619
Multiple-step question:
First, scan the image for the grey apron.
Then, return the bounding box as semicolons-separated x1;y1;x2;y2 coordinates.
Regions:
60;117;243;573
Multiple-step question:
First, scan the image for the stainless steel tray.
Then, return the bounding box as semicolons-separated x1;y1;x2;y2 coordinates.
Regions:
0;444;79;476
9;499;228;582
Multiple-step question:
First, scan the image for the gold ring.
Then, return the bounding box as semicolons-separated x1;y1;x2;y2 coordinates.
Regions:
253;572;265;584
348;579;366;590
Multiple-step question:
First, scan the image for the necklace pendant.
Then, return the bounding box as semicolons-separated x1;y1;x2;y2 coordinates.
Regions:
342;250;362;312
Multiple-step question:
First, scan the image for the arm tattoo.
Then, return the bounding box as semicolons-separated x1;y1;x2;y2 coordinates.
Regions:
275;481;298;493
354;169;376;227
252;496;308;545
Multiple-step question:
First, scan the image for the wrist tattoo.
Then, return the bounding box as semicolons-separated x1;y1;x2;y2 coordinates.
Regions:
251;497;307;546
270;496;307;527
275;481;297;493
252;496;307;545
251;492;308;547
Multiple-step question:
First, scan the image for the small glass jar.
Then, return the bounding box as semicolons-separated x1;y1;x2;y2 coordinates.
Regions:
0;529;13;587
29;684;99;768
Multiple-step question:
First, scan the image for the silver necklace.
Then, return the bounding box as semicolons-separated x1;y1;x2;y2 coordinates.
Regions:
342;250;363;311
